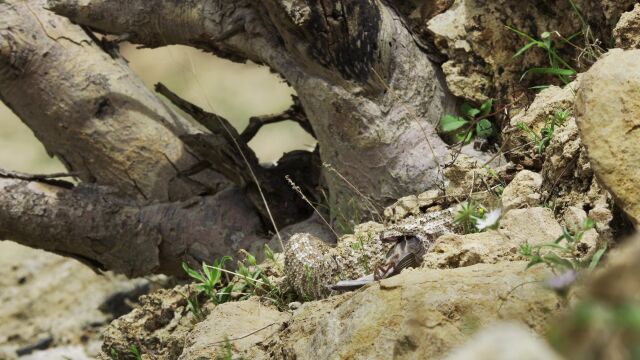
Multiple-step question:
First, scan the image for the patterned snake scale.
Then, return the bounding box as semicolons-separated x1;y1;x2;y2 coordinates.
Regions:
284;208;456;299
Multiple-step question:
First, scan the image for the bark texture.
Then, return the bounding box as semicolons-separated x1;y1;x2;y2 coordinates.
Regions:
0;176;264;277
49;0;455;216
0;0;455;276
0;0;228;202
0;0;275;276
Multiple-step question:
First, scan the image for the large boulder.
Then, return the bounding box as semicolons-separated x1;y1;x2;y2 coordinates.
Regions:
269;262;561;359
614;3;640;49
575;49;640;226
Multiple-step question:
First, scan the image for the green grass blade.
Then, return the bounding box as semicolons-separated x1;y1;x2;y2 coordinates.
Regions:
588;245;608;271
513;41;537;58
520;67;576;81
505;25;537;42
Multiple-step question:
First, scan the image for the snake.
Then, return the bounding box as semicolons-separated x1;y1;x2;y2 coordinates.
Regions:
283;207;456;299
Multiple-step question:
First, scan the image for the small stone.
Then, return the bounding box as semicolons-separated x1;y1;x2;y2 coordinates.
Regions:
444;322;563;360
563;206;587;230
589;206;614;243
288;301;302;310
501;170;543;212
417;189;444;209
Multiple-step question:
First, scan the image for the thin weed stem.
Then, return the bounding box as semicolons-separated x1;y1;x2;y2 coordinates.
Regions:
285;175;340;239
204;265;269;286
323;163;383;223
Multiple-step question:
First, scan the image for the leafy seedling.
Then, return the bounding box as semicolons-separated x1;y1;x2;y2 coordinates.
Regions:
517;109;569;154
507;26;577;85
440;99;494;144
129;345;142;360
182;256;232;301
520;217;606;274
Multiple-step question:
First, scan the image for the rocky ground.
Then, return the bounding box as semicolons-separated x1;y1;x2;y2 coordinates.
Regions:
3;1;640;359
0;242;165;359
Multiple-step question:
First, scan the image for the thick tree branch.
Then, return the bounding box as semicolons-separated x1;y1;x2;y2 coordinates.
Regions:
257;0;455;213
0;175;267;277
0;0;228;202
46;0;281;65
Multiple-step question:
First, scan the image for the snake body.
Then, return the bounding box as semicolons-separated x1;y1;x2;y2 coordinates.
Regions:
284;208;456;299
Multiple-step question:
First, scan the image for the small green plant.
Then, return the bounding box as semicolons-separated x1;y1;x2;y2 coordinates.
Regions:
507;26;577;85
334;197;362;234
484;165;505;196
263;244;282;272
454;200;502;234
216;338;242;360
516;109;569;154
440;99;494;144
352;233;372;273
519;218;606;275
183;248;293;311
454;200;486;234
507;0;602;87
129;345;142;360
182;256;233;303
109;349;120;360
185;294;205;321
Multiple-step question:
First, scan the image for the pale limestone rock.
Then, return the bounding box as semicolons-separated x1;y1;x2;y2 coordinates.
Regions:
427;0;596;102
614;3;640;49
384;189;443;222
507;83;577;167
542;117;590;186
0;242;152;359
179;298;287;360
588;206;614;242
562;206;600;259
19;346;93;360
424;207;562;269
601;0;639;24
272;262;561;359
384;194;419;221
563;206;588;230
444;322;562;360
576;49;640;225
501;170;543;211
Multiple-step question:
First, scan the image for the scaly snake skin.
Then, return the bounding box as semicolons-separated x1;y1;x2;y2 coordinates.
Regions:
284;208;456;299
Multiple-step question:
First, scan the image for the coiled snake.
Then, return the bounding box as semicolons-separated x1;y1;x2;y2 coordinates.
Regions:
284;208;456;299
